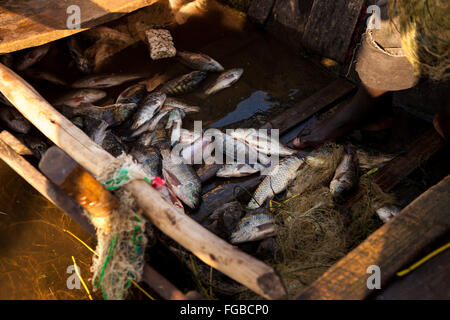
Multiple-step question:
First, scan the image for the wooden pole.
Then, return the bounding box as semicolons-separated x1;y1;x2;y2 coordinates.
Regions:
0;130;189;300
0;63;287;299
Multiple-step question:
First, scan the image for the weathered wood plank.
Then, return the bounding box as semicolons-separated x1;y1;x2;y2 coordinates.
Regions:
302;0;365;62
298;174;450;300
0;0;157;53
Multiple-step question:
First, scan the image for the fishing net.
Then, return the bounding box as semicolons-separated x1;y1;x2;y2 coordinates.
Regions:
390;0;450;80
85;154;155;300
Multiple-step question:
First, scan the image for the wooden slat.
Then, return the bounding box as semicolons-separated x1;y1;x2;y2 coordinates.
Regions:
298;174;450;300
0;130;189;300
302;0;365;62
0;0;157;53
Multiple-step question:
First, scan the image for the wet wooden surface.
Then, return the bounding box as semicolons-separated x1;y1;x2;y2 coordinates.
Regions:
298;174;450;300
0;0;157;53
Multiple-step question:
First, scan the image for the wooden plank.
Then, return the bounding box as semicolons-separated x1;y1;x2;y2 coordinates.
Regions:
0;130;189;300
0;0;157;53
0;62;287;300
195;78;356;221
0;130;33;155
302;0;365;62
298;174;450;300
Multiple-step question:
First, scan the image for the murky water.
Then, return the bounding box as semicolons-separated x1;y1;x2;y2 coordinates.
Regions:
0;1;334;299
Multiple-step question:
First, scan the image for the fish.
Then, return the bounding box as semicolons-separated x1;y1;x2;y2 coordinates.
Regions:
329;146;359;200
160;71;208;95
126;110;170;140
375;205;401;223
166;108;183;146
53;89;106;108
206;201;244;239
130;92;167;130
229;128;295;156
0;107;31;134
84;117;109;145
102;131;127;157
130;144;162;177
179;134;213;165
66;102;138;126
216;163;265;178
247;156;303;209
176;51;224;72
71;116;84;129
72;73;146;88
16;44;51;71
230;211;276;244
160;148;202;209
83;26;135;45
67;37;92;74
163;98;200;113
116;83;147;105
179;128;202;145
204;68;243;96
25;69;68;86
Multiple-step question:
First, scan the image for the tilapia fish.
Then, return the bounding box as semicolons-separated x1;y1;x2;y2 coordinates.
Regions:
229;128;295;156
177;51;224;72
205;68;243;96
130;92;167;130
247;156;303;209
16;44;51;71
329;146;359;200
179;128;202;145
127;110;170;140
53;89;106;108
72;73;146;88
179;134;213;164
0;107;31;134
161;148;202;209
116;83;147;105
67;37;92;74
166;108;183;146
230;212;276;244
216;163;265;178
102;131;126;157
68;102;138;126
161;71;208;95
84;117;109;145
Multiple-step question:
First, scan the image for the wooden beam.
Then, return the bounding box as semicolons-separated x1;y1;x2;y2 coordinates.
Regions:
0;62;287;300
302;0;365;62
195;78;356;221
0;130;189;300
0;0;157;53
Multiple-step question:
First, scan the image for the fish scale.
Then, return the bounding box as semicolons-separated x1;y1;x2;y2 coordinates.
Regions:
247;156;303;209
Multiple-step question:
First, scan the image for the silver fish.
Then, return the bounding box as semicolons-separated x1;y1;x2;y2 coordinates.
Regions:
179;128;202;145
204;68;243;95
216;163;265;178
0;107;31;134
130;92;167;130
247;156;303;209
229;128;295;156
102;131;126;157
85;118;109;145
53;89;106;108
329;146;359;200
130;144;162;177
16;44;51;71
230;212;276;244
127;109;170;140
116;83;147;105
67;37;92;74
166;109;183;147
179;135;213;165
161;71;208;95
375;205;401;223
177;51;224;72
72;73;146;88
161;148;202;209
